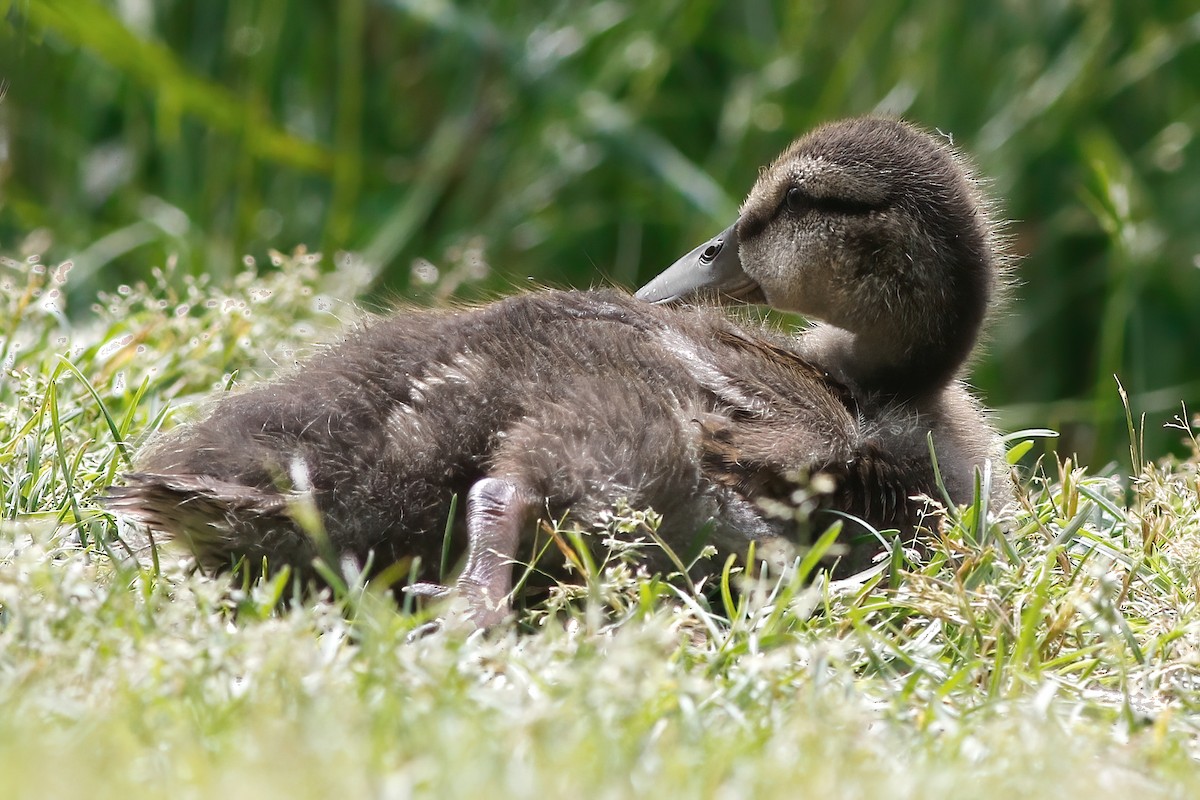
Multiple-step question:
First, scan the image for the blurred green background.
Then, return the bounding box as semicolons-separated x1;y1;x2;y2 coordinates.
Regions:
1;0;1198;468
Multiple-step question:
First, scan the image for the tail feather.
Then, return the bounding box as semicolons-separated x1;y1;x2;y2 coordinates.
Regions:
103;473;317;575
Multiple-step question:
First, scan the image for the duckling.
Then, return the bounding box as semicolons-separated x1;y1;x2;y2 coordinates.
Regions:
107;116;1010;627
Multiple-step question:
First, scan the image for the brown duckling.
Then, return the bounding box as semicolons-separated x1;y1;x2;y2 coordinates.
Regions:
107;116;1010;627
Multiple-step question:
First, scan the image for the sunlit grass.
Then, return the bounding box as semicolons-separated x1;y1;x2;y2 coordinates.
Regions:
3;1;1199;466
3;257;1200;797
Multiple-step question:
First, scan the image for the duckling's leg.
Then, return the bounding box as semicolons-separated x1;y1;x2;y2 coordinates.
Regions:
409;476;537;629
455;476;539;627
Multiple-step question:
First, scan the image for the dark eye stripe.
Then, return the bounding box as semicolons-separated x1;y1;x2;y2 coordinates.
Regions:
784;186;886;216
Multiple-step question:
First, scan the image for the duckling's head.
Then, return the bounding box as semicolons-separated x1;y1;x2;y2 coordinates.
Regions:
638;117;1003;398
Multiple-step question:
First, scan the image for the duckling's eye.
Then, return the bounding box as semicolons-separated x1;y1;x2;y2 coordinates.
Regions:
784;186;881;217
785;186;807;214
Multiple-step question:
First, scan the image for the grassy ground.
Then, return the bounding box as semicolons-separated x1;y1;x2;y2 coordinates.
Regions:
3;255;1200;798
4;1;1200;467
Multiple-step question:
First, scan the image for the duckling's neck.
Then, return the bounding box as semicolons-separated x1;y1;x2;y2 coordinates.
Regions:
807;248;993;399
802;311;983;401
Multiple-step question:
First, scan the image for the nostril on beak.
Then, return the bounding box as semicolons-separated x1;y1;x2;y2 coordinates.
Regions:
701;239;724;264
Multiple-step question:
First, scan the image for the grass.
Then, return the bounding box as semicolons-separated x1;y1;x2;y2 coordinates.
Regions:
4;256;1200;797
3;1;1200;467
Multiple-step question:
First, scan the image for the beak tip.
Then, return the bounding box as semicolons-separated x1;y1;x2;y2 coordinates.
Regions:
633;289;668;304
634;276;681;304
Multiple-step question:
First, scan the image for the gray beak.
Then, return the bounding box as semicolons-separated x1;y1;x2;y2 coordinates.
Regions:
635;222;761;304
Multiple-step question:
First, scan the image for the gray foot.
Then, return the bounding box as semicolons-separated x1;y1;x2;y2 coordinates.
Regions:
454;476;536;628
404;582;453;599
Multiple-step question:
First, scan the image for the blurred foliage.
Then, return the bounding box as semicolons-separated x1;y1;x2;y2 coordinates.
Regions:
1;0;1198;467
